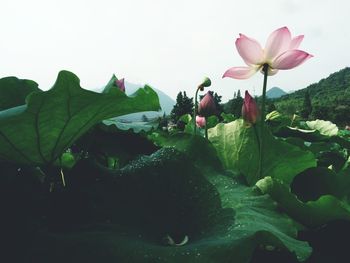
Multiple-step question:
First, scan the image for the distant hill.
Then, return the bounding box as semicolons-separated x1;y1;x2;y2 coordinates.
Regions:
273;67;350;124
119;82;175;122
266;87;287;99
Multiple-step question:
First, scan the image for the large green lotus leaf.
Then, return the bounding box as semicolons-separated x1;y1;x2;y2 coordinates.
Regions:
0;76;41;110
101;73;119;94
306;120;339;137
338;129;350;138
147;131;222;170
284;139;348;173
221;112;236;123
208;120;316;185
28;148;311;262
265;110;295;133
0;70;160;165
291;167;350;202
256;176;350;227
275;126;350;152
275;126;326;142
83;127;159;169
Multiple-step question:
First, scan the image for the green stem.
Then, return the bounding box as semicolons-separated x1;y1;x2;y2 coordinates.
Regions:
259;64;269;179
205;117;208;139
193;86;201;135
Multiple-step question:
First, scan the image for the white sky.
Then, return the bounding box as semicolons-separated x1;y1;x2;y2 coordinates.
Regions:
1;0;349;102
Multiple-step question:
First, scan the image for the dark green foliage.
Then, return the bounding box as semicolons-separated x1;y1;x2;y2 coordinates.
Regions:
223;89;244;118
237;89;241;98
267;101;277;113
311;105;331;120
170;91;194;122
274;67;350;125
300;90;312;119
159;112;168;128
333;105;350;124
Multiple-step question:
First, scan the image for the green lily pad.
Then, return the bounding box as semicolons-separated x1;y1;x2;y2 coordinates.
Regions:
291;167;350;202
221;112;236;123
208;120;316;185
306;120;339;137
28;148;311;262
0;76;41;111
147;132;222;170
256;176;350;227
0;70;160;165
275;126;326;142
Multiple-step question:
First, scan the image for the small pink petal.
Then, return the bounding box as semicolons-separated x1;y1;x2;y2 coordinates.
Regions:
236;34;264;66
272;50;313;70
289;35;304;50
265;26;292;60
222;66;258;79
196;116;206;128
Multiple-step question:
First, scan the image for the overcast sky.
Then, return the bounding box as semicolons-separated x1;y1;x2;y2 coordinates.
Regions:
1;0;349;102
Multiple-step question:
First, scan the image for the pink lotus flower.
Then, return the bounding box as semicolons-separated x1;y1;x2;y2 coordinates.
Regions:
196;116;206;128
223;27;313;79
115;78;125;92
242;91;259;124
198;92;217;117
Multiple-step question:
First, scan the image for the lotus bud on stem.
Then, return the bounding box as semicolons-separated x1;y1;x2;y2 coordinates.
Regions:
193;77;211;134
242;90;259;125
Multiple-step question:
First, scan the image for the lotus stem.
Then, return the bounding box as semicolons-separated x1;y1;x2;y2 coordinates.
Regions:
205;117;208;139
259;63;269;179
193;86;202;135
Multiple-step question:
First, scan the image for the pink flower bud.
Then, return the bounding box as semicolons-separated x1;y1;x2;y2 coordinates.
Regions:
198;92;216;117
242;90;259;124
115;78;125;92
196;116;206;128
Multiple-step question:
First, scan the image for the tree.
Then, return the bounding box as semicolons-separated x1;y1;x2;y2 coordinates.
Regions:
311;105;330;120
333;105;350;125
159;112;168;129
223;91;243;118
170;91;194;122
267;101;276;113
300;90;312;119
236;89;242;98
213;92;223;115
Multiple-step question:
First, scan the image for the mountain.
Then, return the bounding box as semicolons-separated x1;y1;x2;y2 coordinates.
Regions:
118;82;175;122
273;67;350;125
266;87;287;99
